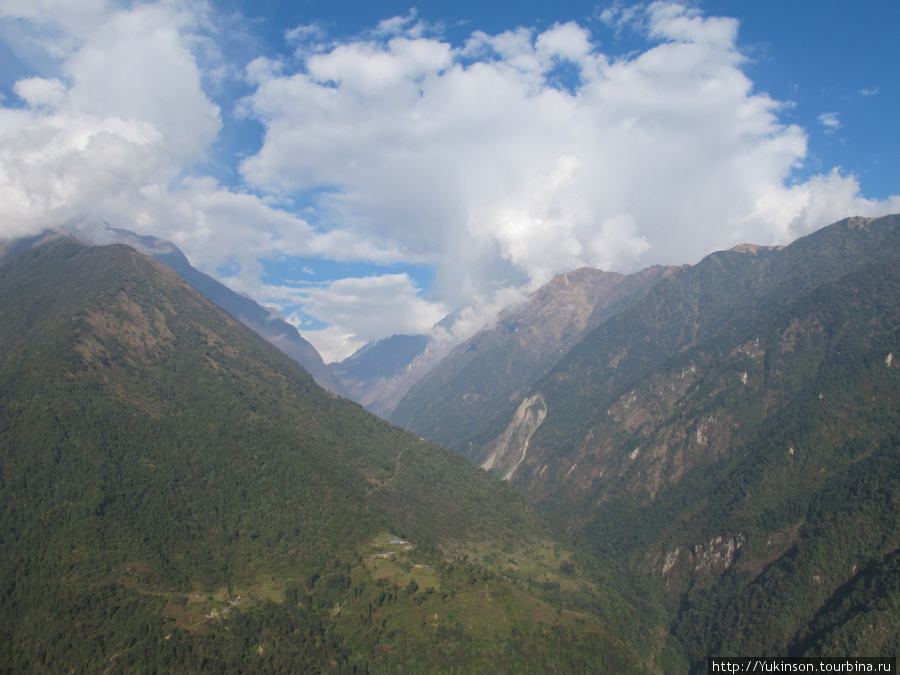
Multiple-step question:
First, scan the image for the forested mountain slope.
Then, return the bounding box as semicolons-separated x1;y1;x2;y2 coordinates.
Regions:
464;214;900;670
1;225;345;395
0;238;652;673
95;226;346;395
390;265;677;454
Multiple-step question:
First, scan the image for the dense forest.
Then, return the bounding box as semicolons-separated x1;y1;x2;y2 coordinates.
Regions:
377;215;900;672
4;217;900;673
0;239;653;673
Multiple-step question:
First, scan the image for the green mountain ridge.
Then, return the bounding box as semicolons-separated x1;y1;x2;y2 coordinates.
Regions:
418;214;900;671
0;238;651;673
101;226;347;396
1;223;347;395
7;214;900;673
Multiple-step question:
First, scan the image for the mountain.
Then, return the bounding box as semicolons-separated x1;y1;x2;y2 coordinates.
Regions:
1;224;345;395
442;214;900;669
9;215;898;672
0;227;72;265
331;333;432;415
0;238;652;673
389;265;677;455
89;226;346;396
330;319;477;419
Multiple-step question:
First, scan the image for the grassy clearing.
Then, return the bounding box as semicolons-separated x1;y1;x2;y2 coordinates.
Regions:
448;539;588;592
362;531;438;584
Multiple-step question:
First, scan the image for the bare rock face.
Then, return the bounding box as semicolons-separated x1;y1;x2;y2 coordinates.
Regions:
657;534;747;593
690;534;746;576
479;394;548;480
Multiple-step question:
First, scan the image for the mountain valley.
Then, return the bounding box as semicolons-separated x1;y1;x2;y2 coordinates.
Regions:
2;215;900;672
0;238;651;673
385;214;900;667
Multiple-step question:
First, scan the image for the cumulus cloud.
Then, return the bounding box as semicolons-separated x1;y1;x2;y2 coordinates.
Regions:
239;0;829;305
282;273;448;363
0;3;387;258
0;0;220;237
745;168;900;242
1;0;898;362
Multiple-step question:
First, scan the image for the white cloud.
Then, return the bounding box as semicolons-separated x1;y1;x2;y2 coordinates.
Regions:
241;2;815;290
646;1;738;48
12;77;68;108
0;0;107;19
598;2;645;36
818;111;841;133
746;168;900;242
373;8;421;38
62;5;221;160
236;3;900;357
536;22;593;63
285;23;326;46
283;273;448;362
0;0;220;237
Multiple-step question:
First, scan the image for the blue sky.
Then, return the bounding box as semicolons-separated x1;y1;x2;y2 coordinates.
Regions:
1;0;897;361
